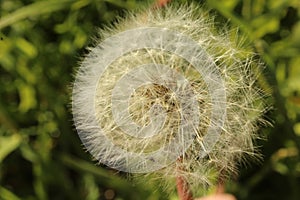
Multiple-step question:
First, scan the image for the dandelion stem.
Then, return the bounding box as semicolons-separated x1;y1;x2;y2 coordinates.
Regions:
176;158;193;200
176;175;193;200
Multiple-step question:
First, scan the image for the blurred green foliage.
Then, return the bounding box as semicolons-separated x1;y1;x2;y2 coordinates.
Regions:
0;0;299;199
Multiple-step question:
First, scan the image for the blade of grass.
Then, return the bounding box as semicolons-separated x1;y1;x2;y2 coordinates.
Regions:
0;186;21;200
0;134;22;163
0;0;74;30
59;154;148;194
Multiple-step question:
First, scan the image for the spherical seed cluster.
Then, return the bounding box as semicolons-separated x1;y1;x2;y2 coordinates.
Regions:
72;3;268;194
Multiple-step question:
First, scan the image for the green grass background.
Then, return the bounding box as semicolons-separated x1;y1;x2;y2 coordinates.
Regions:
0;0;300;199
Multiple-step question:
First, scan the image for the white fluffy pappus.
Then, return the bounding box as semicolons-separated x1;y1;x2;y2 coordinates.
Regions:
72;3;269;195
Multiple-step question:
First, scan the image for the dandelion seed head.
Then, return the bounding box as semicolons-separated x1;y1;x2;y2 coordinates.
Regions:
72;3;269;194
